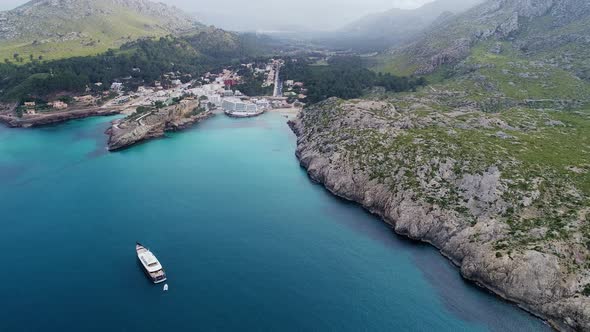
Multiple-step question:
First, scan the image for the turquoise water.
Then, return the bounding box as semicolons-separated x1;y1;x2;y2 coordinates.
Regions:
0;113;550;332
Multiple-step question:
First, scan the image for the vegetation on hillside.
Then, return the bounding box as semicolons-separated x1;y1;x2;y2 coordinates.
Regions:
0;0;199;62
281;56;426;103
0;33;272;102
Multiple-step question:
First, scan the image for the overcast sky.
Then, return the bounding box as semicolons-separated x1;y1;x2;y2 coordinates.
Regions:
0;0;435;31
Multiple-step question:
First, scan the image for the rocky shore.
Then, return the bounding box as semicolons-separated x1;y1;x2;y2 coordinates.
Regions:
0;108;121;128
288;98;590;331
106;99;213;151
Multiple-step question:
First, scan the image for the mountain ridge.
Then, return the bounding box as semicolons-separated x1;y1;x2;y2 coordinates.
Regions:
0;0;202;61
384;0;590;76
328;0;484;51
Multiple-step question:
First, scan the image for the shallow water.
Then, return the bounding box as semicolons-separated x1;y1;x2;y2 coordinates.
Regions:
0;113;550;331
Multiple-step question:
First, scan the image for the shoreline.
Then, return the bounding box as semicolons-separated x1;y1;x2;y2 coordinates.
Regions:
106;100;213;151
288;112;584;332
0;107;122;128
299;160;557;330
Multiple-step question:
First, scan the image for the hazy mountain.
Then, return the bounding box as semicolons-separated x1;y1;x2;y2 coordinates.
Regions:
387;0;590;76
0;0;202;61
339;0;484;47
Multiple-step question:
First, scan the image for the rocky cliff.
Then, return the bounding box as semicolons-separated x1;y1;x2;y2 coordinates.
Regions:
387;0;590;75
0;107;120;128
289;97;590;331
106;100;213;151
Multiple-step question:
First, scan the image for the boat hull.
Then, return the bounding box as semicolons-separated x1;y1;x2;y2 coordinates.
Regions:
137;256;167;284
136;243;167;284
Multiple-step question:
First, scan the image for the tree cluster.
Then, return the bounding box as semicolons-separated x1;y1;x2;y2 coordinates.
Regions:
0;33;269;102
281;56;427;103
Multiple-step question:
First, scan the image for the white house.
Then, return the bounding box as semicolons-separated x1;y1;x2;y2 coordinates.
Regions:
110;82;123;92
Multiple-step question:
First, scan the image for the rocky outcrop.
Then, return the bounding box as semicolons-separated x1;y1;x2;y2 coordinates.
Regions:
392;0;589;75
288;98;590;331
106;100;213;151
0;107;121;128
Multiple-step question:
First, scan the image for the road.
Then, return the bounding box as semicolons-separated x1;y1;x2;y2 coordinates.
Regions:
273;64;282;97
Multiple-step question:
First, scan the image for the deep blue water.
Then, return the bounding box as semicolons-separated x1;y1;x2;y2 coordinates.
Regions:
0;113;550;331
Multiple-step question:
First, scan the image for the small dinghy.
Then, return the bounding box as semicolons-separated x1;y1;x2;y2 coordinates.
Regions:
163;284;169;291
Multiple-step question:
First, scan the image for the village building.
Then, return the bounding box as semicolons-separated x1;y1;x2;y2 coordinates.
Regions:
74;95;95;104
222;97;258;113
49;101;68;110
110;82;123;92
207;94;222;106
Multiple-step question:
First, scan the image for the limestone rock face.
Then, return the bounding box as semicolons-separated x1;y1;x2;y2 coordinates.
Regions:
0;107;120;128
392;0;589;75
106;100;213;151
288;98;590;331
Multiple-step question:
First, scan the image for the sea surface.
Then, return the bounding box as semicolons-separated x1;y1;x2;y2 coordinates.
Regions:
0;113;551;331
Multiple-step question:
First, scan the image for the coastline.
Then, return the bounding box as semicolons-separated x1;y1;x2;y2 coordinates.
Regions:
106;100;213;151
0;108;122;128
288;109;588;332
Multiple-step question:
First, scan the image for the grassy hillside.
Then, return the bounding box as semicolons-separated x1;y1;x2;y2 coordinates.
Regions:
0;0;200;62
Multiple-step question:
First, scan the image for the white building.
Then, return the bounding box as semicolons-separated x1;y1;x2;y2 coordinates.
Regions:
110;82;123;92
208;94;222;106
222;97;258;113
137;86;154;94
255;98;271;110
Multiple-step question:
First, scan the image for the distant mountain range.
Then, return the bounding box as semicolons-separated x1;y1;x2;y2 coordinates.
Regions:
0;0;202;61
340;0;484;46
308;0;483;51
386;0;590;76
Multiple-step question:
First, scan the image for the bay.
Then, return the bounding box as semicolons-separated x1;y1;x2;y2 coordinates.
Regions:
0;113;550;331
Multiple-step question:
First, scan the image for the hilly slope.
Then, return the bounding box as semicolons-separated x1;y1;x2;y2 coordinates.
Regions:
380;0;590;76
338;0;484;49
310;0;483;51
291;0;590;330
0;0;201;61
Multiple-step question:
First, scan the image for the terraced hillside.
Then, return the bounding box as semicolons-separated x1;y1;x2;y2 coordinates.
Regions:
0;0;201;61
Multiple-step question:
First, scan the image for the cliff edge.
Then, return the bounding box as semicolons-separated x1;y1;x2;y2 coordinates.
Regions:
289;97;590;331
106;99;213;151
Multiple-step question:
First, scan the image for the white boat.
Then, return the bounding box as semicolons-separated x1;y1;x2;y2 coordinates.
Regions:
136;242;167;284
